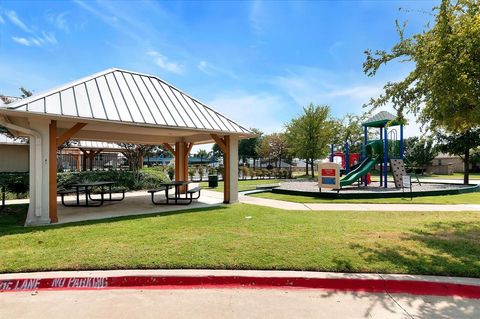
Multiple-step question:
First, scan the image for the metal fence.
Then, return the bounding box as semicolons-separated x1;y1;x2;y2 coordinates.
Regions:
57;153;126;172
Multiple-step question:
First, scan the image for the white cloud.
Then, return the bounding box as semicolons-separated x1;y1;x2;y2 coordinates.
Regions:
273;67;385;111
6;11;58;47
47;12;70;33
197;60;239;79
6;10;32;33
147;51;184;75
249;0;266;34
272;65;424;138
206;91;290;134
12;37;31;46
198;60;209;73
12;32;57;47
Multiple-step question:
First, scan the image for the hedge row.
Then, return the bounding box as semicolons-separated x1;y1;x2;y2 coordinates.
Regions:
0;169;171;199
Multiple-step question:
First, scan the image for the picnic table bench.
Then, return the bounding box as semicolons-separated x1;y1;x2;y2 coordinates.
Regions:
148;181;201;205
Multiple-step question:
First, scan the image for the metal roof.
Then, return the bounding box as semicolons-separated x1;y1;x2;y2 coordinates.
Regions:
70;140;123;150
0;133;122;150
363;111;399;128
0;133;25;145
4;68;251;135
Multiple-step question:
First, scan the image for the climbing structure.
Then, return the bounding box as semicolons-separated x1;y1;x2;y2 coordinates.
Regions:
361;111;405;188
390;159;408;188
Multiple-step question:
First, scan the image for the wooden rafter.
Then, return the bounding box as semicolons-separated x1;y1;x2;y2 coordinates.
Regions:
56;123;87;147
163;143;176;156
186;142;194;154
210;134;226;152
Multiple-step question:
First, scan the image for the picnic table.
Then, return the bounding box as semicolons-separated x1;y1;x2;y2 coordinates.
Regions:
59;181;126;207
148;181;201;205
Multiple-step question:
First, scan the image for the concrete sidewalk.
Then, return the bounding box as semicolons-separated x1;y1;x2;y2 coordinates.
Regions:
1;270;479;319
237;192;480;211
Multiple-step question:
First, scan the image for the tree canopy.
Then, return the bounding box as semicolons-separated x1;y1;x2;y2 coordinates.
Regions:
436;128;480;184
403;136;438;171
364;0;480;133
285;104;334;177
238;128;262;165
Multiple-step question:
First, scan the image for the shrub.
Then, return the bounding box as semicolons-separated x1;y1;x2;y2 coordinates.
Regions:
198;165;205;181
57;170;170;191
240;166;249;180
188;168;195;181
166;165;175;180
208;167;217;175
0;172;29;199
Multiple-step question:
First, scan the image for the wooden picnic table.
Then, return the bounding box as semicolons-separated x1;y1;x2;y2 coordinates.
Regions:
59;181;125;207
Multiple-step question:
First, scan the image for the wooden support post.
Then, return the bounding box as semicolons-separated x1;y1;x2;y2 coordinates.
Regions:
174;142;180;182
76;153;81;171
49;120;58;223
223;135;230;203
210;134;232;203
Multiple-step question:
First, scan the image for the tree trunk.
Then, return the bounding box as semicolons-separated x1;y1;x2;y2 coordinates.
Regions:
310;159;314;178
305;159;309;176
464;149;470;185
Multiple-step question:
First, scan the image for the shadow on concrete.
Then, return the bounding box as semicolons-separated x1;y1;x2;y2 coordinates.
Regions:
318;289;480;318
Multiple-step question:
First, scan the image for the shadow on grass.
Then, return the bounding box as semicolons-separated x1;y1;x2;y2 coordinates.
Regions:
0;204;228;237
350;221;480;278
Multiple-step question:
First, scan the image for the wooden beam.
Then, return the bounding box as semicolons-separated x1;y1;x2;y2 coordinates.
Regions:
210;134;226;153
186;142;194;154
163;143;176;156
56;123;87;147
223;135;230;204
49;120;58;223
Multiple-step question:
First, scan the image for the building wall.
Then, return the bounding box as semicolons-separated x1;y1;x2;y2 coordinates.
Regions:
0;144;29;172
428;156;468;174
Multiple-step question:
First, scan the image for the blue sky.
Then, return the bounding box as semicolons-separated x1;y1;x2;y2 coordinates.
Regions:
0;0;437;143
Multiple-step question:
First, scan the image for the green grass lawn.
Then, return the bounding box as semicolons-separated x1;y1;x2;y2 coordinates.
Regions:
251;191;480;204
200;179;283;192
425;173;480;180
1;203;480;277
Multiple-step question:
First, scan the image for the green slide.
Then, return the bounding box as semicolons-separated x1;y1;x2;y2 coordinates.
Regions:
340;140;383;187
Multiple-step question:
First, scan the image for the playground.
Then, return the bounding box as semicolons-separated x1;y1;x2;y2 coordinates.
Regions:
269;111;479;199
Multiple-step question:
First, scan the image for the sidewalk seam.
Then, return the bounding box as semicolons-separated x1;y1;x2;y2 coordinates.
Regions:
379;273;414;319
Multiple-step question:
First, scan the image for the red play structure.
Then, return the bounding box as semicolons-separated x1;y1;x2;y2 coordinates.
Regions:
332;151;360;170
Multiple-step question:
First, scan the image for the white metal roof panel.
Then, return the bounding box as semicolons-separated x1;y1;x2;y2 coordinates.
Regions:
5;68;251;135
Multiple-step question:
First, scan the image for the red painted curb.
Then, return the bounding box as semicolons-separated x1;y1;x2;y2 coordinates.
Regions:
0;276;479;299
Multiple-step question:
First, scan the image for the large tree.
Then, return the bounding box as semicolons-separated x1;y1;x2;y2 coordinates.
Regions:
363;0;480;133
1;88;33;141
256;133;288;169
196;149;209;164
403;136;438;173
332;113;367;153
238;128;262;168
285;104;334;177
436;129;480;184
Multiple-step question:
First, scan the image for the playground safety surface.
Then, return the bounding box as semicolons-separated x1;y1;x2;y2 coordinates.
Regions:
270;180;478;199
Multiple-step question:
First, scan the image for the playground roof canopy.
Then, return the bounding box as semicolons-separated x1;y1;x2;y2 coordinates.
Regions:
363;111;401;128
